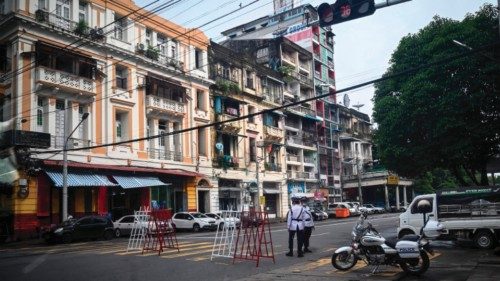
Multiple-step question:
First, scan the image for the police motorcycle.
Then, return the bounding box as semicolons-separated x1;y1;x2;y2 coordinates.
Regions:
331;200;444;275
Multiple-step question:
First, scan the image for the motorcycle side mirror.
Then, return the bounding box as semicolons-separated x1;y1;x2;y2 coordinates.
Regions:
415;199;432;214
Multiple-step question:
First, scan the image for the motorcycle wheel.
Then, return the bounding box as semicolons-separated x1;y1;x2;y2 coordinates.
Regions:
331;251;357;270
399;250;430;275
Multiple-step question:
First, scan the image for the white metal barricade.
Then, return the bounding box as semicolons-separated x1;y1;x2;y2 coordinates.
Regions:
127;206;150;252
211;211;241;260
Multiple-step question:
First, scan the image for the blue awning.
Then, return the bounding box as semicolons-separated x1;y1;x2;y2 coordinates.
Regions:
305;114;323;122
112;175;169;189
45;171;117;188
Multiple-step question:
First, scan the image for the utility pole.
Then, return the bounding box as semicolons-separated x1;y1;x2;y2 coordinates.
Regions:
356;156;363;205
255;140;261;211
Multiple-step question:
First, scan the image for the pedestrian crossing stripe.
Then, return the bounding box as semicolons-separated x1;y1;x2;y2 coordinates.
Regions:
115;242;212;256
160;248;215;259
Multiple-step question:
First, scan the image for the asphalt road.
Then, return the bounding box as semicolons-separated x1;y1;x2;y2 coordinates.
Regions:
0;213;401;281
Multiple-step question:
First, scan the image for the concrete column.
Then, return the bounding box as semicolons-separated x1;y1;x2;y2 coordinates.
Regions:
403;186;408;208
396;185;400;210
384;185;389;210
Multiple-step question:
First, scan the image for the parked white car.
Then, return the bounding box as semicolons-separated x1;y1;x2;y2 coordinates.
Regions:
172;212;217;232
204;213;241;230
113;215;150;237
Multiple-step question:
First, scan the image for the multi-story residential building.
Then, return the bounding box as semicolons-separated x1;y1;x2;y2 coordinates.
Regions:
221;37;324;204
336;103;413;209
220;2;340;205
0;0;213;239
208;42;287;218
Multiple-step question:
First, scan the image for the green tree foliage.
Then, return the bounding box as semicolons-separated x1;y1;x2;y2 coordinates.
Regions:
373;4;500;186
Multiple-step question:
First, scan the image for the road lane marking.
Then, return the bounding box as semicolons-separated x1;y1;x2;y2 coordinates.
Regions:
22;253;48;274
311;232;329;237
160;248;214;259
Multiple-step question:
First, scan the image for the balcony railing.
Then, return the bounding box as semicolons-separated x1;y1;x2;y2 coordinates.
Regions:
282;52;296;64
213;155;239;169
264;125;283;139
299;60;310;71
287;170;315;179
158;54;184;70
303;156;315;164
327;60;335;69
36;66;96;94
288;105;316;116
329;77;335;85
148;148;183;161
286;136;303;146
264;163;281;172
314;71;322;79
218;114;241;130
35;10;87;34
287;155;301;162
284;120;300;129
51;135;90;150
290;71;313;87
146;95;185;115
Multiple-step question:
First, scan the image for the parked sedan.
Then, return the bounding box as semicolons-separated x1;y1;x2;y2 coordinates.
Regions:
171;212;217;232
204;213;241;230
113;215;153;237
44;216;114;244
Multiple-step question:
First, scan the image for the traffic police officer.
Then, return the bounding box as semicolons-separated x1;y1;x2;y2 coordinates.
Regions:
286;197;306;257
301;198;314;253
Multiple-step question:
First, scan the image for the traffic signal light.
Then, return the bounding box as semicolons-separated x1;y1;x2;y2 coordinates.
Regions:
317;0;376;27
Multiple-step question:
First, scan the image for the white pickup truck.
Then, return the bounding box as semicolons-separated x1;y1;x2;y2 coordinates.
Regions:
397;187;500;249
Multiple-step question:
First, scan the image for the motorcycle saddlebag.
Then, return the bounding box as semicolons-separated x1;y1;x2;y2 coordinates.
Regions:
395;240;420;258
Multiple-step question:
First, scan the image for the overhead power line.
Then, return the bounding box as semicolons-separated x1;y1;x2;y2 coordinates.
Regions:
33;40;500;155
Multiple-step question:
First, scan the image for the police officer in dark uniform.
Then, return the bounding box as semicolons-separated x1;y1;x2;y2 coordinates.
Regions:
286;197;306;257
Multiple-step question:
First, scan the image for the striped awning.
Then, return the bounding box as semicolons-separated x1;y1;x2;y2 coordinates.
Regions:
45;171;117;188
112;175;169;189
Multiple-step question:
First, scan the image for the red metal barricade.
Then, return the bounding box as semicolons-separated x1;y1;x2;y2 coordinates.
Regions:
233;211;275;267
142;209;179;255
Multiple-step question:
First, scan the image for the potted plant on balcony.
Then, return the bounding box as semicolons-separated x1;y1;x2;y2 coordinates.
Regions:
278;65;294;83
74;20;89;36
145;45;160;61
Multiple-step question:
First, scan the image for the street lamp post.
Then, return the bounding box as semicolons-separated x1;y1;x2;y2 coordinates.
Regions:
62;112;89;222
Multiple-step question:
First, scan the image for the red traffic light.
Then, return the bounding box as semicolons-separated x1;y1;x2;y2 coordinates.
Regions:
317;0;376;27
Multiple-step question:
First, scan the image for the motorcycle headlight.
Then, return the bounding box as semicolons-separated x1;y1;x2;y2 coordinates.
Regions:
54;227;63;234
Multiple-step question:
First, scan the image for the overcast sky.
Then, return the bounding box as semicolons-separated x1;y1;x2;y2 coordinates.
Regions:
137;0;496;119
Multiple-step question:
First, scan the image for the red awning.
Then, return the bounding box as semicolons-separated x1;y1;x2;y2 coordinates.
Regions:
43;160;204;178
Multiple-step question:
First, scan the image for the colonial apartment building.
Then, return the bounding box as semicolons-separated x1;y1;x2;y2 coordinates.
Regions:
220;2;341;204
0;0;213;239
208;42;287;219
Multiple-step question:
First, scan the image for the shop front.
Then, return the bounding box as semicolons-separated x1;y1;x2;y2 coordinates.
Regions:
263;182;281;218
4;160;204;240
218;179;242;211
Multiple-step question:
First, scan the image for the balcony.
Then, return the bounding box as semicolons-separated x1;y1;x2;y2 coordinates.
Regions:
313;33;319;42
287;170;315;180
35;10;88;35
264;125;283;140
158;54;184;70
299;60;310;72
303;156;315;165
282;52;296;65
218;113;241;133
36;66;96;95
146;95;185;116
329;77;335;85
264;163;281;172
290;72;313;88
319;147;329;155
213;155;239;169
148;148;183;161
327;60;335;69
287;105;316;117
284;120;300;131
287;154;301;162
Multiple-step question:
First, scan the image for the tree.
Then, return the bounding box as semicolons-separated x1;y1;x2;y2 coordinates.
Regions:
373;4;500;186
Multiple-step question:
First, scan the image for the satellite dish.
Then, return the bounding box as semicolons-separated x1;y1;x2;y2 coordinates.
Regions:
343;94;350;108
